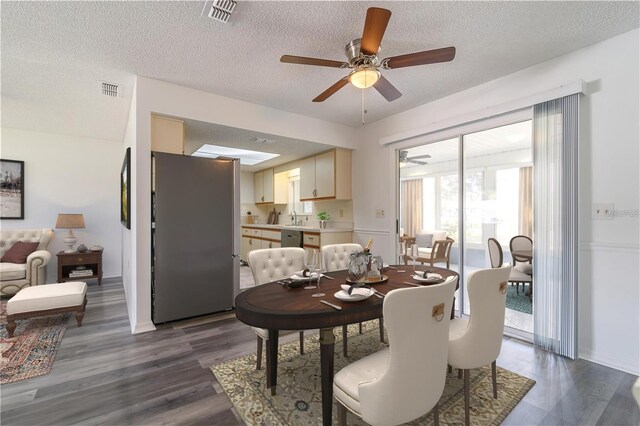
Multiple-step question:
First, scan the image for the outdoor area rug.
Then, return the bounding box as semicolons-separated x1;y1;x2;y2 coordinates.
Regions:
505;284;532;314
211;321;535;425
0;301;70;384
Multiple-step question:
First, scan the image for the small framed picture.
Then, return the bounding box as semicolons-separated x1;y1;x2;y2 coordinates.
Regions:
121;148;131;229
0;159;25;219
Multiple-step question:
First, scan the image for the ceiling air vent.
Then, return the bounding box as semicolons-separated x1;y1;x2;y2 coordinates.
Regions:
208;0;237;23
249;137;275;145
101;82;119;98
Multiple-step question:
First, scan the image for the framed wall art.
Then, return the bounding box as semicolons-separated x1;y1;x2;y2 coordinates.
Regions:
0;159;24;219
121;148;131;229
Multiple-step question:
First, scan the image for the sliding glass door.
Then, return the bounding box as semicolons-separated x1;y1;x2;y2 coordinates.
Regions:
398;120;533;333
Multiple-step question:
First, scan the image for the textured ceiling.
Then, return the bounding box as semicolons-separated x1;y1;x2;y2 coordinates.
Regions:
2;1;639;143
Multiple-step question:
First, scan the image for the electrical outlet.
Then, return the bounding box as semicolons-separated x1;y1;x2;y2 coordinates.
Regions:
330;210;337;219
339;209;344;218
375;209;385;218
592;203;614;220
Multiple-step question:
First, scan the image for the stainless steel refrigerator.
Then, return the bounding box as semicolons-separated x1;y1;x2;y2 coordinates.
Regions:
152;152;240;324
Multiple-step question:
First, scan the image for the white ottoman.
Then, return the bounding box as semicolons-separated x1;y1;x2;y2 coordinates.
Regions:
6;282;87;337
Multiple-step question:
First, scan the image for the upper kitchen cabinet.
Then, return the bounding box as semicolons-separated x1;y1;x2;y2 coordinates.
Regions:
254;168;274;204
151;115;185;154
273;171;289;204
300;149;351;201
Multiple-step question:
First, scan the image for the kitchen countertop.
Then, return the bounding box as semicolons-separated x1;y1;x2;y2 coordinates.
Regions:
242;224;352;233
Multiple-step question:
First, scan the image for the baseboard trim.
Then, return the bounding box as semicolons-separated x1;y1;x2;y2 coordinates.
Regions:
132;321;156;334
579;349;639;376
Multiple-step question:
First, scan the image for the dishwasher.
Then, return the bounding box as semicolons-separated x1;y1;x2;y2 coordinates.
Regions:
281;229;303;248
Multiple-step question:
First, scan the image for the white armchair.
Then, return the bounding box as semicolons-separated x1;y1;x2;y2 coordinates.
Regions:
334;276;457;426
0;229;54;296
322;243;385;356
448;264;512;426
247;248;306;378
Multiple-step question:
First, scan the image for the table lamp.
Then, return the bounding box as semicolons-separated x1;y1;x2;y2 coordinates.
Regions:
55;213;85;252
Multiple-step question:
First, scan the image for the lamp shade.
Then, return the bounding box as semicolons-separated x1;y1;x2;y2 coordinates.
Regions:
55;214;85;229
349;67;380;89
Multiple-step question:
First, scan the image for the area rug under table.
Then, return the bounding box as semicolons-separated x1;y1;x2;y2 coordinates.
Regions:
0;301;71;384
211;322;535;425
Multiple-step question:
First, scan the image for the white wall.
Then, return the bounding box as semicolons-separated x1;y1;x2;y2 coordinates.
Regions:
123;77;361;333
353;29;639;374
0;127;123;283
121;84;137;332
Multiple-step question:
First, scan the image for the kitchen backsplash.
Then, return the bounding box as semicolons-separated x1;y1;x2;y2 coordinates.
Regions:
242;200;353;229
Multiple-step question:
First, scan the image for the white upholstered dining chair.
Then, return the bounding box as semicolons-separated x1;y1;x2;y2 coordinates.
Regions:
248;248;306;371
334;276;457;426
448;264;511;426
321;244;385;356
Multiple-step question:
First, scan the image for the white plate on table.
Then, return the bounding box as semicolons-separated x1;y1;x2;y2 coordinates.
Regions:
412;273;443;283
335;285;375;302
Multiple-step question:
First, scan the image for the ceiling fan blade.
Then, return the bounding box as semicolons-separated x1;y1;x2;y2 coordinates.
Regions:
384;46;456;69
373;75;402;102
281;55;348;68
408;154;432;160
312;77;350;102
360;7;392;56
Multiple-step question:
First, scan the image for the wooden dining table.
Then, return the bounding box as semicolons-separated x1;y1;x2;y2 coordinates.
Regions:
234;265;459;426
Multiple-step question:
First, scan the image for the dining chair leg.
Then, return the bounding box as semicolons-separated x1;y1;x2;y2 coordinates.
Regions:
379;318;385;343
433;401;440;426
359;322;363;334
492;360;498;399
458;368;463;379
299;331;304;355
256;336;263;370
342;325;348;357
464;369;470;426
337;400;347;426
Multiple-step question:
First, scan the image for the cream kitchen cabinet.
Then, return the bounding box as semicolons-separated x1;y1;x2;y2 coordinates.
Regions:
151;115;184;155
254;169;274;204
300;149;351;201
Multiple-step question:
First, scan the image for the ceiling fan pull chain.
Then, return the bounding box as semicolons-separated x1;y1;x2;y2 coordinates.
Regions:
361;88;365;125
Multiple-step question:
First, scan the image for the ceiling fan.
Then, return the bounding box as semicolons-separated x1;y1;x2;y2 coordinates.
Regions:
400;151;431;166
280;7;456;103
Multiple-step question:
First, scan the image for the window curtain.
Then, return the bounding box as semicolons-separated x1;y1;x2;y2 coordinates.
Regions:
532;94;579;359
518;166;533;237
401;179;423;237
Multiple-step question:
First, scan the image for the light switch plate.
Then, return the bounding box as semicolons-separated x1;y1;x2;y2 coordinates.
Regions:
592;203;614;220
375;209;385;218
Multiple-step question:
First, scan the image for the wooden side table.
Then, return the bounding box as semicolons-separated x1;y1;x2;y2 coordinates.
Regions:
57;250;103;285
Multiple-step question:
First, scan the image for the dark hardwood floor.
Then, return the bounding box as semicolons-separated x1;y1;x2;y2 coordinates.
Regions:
1;280;638;425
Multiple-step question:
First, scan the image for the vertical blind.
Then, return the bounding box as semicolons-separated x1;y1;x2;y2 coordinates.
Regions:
532;94;579;359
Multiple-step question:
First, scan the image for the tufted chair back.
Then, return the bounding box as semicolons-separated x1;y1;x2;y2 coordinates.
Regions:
248;248;306;285
321;243;363;272
0;229;54;258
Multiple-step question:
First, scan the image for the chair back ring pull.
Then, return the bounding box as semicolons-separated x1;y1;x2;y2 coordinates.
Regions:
432;303;445;322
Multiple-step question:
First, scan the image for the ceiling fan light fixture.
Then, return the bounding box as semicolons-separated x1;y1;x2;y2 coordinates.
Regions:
349;67;380;89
